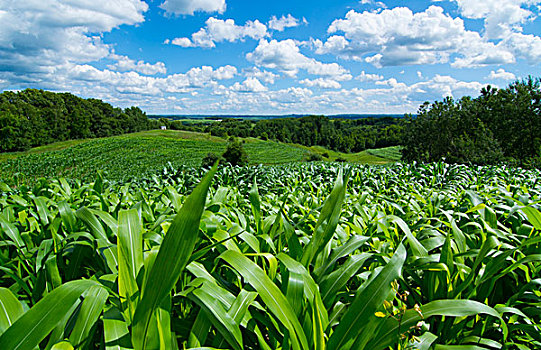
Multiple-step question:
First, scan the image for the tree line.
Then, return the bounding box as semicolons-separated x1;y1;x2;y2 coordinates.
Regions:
401;77;541;166
165;115;403;153
0;89;157;152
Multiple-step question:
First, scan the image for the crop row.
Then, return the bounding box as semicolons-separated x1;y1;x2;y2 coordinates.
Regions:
0;162;540;349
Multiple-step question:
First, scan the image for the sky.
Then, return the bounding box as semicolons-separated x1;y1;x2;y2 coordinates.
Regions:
1;0;541;115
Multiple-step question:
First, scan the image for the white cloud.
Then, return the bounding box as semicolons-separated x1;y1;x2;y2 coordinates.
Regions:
0;0;148;79
300;78;342;89
268;14;301;31
360;0;388;8
46;63;239;104
171;37;194;47
487;68;516;80
168;17;267;48
356;71;384;82
315;6;520;68
503;32;541;64
451;0;541;39
243;67;279;84
159;0;226;16
108;54;167;75
232;77;268;92
247;39;351;79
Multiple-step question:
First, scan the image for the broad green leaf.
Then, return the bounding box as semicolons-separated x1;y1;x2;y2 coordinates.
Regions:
69;285;109;347
411;332;438;350
370;299;503;350
189;283;243;350
327;244;406;350
0;280;99;350
219;250;309;350
249;181;261;233
50;341;74;350
76;207;108;241
103;308;132;350
132;164;217;350
58;201;76;233
0;288;24;335
522;206;541;230
388;215;428;257
0;215;24;248
319;253;371;307
302;168;348;267
117;209;143;320
434;345;488;350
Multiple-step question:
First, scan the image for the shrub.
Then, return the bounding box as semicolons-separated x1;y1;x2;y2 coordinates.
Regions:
306;153;323;162
222;139;248;166
201;152;221;168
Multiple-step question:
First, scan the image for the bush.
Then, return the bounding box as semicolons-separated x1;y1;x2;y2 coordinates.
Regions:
335;157;347;162
322;152;329;158
222;139;248;166
201;152;221;169
306;153;323;162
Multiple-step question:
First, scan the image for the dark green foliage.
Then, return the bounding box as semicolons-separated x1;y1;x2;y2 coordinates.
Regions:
0;89;158;152
306;153;323;162
201;152;221;168
222;139;248;166
199;115;403;153
402;77;541;166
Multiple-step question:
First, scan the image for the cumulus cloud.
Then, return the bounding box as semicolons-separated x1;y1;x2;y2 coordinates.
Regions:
168;17;267;48
359;0;388;8
51;63;237;100
108;54;167;75
356;71;384;82
299;78;342;89
450;0;541;39
0;0;148;80
243;67;279;84
232;77;268;92
487;68;517;80
268;14;303;31
247;39;352;79
313;5;535;68
185;74;484;115
159;0;226;16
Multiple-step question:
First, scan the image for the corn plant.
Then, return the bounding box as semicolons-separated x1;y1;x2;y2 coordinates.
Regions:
0;162;539;349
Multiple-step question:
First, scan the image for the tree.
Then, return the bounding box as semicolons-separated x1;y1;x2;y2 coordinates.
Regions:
222;139;248;166
401;77;541;165
201;152;221;168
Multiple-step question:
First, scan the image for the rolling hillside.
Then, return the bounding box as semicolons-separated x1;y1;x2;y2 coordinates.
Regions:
0;130;399;183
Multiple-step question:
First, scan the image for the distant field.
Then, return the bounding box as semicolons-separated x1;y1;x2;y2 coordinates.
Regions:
366;146;403;161
0;130;399;183
305;145;399;164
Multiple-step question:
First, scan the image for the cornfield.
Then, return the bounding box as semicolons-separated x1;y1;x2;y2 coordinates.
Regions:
0;162;540;349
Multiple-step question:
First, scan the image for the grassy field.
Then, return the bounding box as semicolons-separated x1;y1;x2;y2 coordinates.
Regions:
0;162;539;349
0;130;399;183
366;146;403;161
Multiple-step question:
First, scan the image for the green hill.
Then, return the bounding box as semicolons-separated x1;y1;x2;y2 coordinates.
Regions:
0;130;398;183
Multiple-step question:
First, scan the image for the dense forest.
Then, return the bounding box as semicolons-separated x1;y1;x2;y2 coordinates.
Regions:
402;76;541;166
164;115;403;153
0;89;156;152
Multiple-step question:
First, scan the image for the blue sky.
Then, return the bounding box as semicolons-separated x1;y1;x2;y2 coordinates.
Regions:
1;0;540;115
